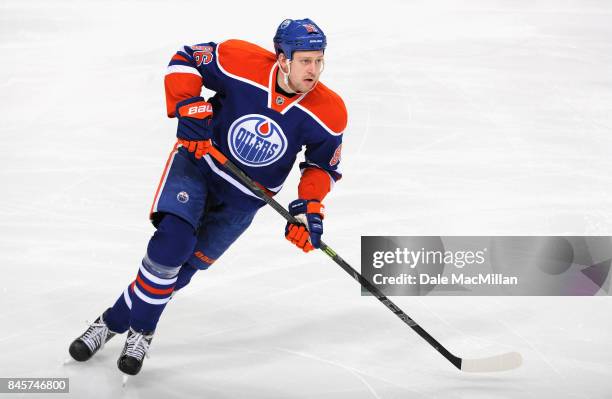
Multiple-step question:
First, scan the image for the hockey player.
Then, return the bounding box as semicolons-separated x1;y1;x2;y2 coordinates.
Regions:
68;18;347;377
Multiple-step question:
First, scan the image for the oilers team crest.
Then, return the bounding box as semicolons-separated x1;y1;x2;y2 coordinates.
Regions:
228;114;287;167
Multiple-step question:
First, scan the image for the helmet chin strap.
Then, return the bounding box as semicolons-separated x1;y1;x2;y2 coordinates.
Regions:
278;59;297;93
277;59;320;95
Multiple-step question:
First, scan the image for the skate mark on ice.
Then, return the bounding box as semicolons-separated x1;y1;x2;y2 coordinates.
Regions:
275;347;429;399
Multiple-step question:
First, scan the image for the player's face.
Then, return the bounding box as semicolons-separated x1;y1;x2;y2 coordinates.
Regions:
287;50;324;92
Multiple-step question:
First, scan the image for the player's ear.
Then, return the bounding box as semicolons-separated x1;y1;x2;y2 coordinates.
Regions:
278;53;289;73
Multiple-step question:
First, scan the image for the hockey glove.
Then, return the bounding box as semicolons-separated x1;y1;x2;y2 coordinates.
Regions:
285;199;324;253
176;96;214;159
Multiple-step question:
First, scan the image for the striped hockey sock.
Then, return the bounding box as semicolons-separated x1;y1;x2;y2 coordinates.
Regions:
103;285;134;334
129;255;180;332
103;262;198;333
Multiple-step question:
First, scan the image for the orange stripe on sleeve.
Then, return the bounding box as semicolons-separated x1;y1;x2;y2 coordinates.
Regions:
171;54;190;63
298;168;331;202
164;73;203;117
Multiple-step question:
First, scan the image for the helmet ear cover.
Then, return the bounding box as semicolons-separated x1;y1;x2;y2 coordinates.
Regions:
273;18;326;60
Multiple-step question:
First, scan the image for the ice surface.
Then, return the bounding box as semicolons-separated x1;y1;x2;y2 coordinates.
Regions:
1;0;611;398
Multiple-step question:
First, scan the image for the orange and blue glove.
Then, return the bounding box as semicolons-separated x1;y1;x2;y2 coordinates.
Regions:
176;96;214;159
285;199;324;253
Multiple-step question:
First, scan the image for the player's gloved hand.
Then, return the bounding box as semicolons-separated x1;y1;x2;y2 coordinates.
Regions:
285;199;324;252
176;96;214;159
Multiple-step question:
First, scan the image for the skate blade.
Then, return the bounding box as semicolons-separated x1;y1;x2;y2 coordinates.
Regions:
122;374;129;387
62;357;75;366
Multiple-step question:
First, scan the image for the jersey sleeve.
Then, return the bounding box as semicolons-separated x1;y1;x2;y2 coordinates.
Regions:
298;132;344;202
296;82;347;202
164;42;226;117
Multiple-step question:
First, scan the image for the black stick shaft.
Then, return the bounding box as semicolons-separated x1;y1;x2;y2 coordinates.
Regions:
209;148;462;370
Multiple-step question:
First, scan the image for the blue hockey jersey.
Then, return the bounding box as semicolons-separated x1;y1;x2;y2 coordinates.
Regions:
164;39;347;202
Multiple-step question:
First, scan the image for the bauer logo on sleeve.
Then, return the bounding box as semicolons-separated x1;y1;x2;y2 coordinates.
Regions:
227;114;288;167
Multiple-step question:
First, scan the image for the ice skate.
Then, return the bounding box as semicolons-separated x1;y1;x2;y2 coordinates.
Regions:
117;328;154;376
68;311;117;362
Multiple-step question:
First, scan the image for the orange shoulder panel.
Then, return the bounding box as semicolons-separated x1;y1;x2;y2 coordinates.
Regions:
217;39;276;87
300;83;348;134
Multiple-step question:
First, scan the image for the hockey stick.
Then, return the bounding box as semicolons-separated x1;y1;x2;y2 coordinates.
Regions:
206;146;522;373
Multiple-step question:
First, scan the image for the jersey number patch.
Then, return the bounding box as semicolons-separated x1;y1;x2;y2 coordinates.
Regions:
330;144;342;167
194;50;213;66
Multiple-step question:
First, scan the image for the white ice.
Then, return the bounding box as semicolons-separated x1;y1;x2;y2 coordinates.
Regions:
1;0;611;398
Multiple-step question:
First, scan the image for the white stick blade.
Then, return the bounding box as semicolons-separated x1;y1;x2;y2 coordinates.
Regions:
461;351;522;373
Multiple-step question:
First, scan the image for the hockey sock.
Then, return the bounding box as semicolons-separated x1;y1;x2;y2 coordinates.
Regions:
103;289;133;333
174;263;199;292
129;214;197;332
129;257;178;332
